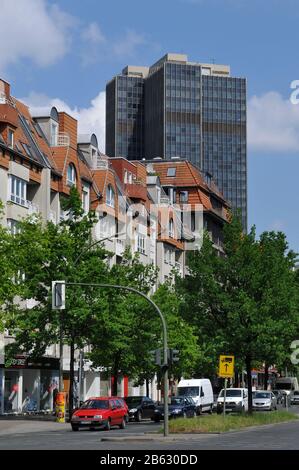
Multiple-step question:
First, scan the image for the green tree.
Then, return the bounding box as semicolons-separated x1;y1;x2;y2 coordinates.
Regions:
178;218;299;412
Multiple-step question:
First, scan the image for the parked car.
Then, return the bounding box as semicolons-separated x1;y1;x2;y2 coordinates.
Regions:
272;389;284;405
217;388;248;414
177;379;214;414
252;391;277;411
153;396;197;422
70;397;128;431
123;396;156;422
290;390;299;405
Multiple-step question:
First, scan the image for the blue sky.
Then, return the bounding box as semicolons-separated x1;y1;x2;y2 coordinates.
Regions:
1;0;299;253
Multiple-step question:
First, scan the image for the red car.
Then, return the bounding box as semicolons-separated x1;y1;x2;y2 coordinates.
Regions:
71;397;128;431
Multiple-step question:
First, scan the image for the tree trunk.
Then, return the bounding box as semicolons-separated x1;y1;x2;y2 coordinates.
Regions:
245;355;253;414
264;363;269;390
146;378;150;397
69;339;75;419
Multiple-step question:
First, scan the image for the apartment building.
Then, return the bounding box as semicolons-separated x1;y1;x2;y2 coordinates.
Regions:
0;78;228;413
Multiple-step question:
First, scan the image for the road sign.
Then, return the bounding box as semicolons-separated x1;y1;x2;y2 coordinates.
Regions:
218;355;235;378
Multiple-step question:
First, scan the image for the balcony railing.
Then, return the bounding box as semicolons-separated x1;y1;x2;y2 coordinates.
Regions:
50;132;70;147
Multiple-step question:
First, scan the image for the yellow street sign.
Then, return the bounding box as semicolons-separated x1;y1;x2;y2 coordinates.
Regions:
218;355;235;378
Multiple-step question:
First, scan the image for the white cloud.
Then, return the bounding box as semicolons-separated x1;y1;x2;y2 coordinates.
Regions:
248;91;299;153
21;91;106;152
82;22;106;44
112;30;147;58
0;0;75;75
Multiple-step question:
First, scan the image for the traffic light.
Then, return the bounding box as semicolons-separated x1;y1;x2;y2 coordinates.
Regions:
52;281;65;310
149;348;162;366
168;348;180;365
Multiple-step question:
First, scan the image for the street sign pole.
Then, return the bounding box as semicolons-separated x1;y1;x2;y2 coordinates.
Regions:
223;378;227;417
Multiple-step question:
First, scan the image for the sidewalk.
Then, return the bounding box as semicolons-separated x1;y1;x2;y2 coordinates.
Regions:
0;420;69;436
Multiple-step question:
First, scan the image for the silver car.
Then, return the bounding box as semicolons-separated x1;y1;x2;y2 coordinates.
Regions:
252;391;277;411
290;391;299;405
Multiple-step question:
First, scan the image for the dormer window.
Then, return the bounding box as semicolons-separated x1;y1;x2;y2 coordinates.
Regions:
67;164;76;187
8;129;14;149
106;184;115;208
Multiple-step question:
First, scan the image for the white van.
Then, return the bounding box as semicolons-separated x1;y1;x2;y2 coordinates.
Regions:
275;377;299;396
217;388;248;414
177;379;214;414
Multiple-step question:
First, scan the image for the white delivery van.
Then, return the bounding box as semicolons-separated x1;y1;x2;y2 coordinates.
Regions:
177;379;214;414
217;388;248;414
275;377;299;395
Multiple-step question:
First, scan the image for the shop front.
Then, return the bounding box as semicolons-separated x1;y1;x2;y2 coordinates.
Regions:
1;356;59;415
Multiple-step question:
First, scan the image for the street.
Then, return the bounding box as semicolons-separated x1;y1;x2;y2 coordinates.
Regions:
0;406;299;450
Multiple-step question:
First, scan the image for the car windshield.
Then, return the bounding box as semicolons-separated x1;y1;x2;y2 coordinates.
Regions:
178;387;199;397
254;392;271;399
219;389;242;397
124;397;142;406
170;398;186;406
80;400;109;409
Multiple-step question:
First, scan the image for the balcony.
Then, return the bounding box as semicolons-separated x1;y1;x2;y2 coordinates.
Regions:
125;181;147;201
50;132;70;147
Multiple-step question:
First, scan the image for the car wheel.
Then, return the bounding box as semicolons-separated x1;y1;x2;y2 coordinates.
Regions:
197;406;202;415
119;418;126;429
154;417;160;422
208;405;213;414
71;425;79;432
192;410;197;418
104;419;111;431
135;411;142;422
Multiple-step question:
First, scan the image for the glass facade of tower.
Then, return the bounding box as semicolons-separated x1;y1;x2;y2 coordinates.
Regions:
164;62;201;165
106;56;247;229
106;75;145;160
201;75;247;229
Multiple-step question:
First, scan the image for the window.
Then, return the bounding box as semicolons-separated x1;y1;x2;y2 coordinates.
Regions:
137;234;146;254
82;187;90;213
180;191;189;203
106;184;115;207
167;167;176;177
8;175;27;207
169;218;174;238
51;122;58;146
21;142;33;158
7;129;14;149
67;164;76;187
7;219;20;235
